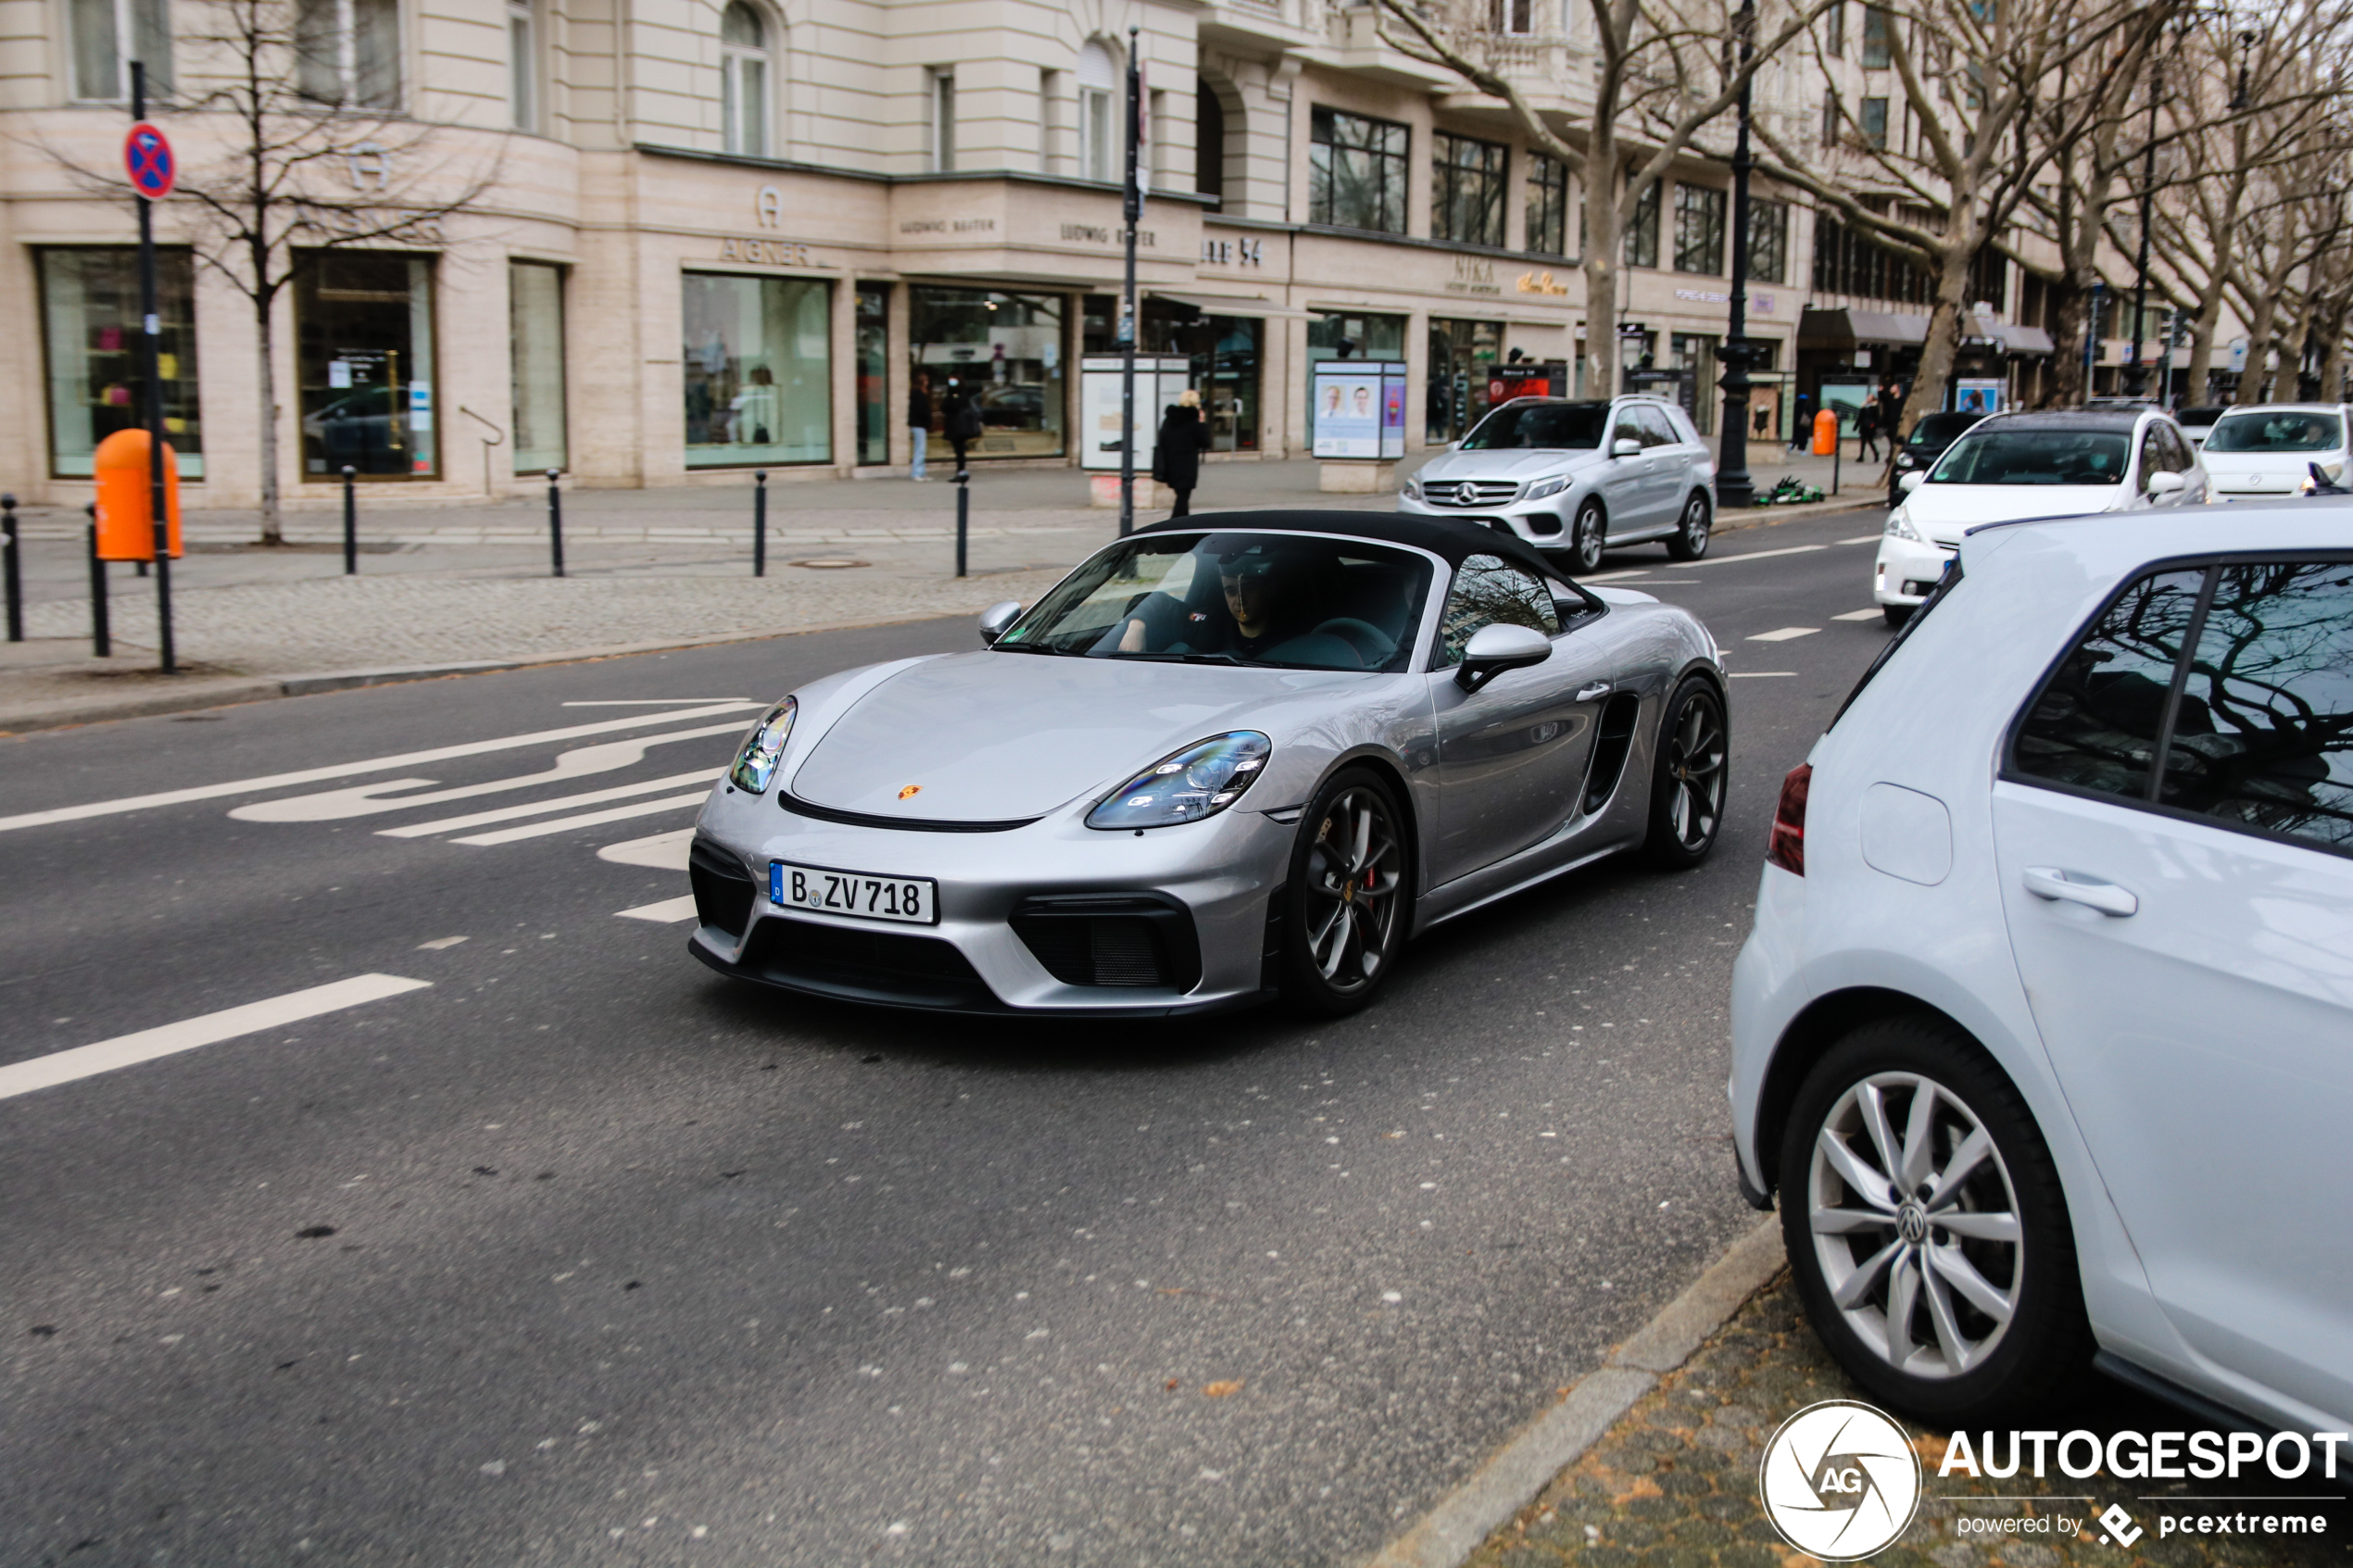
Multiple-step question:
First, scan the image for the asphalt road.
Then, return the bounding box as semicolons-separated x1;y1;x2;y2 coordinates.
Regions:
0;505;1894;1568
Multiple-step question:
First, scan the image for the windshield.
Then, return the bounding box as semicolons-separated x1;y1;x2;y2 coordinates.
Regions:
1907;412;1982;446
1928;429;2131;485
1459;403;1608;451
2203;411;2344;454
995;532;1436;672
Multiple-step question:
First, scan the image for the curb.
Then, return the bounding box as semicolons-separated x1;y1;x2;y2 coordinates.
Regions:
1363;1215;1787;1568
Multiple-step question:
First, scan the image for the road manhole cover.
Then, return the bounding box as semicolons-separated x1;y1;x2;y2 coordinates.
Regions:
788;558;871;570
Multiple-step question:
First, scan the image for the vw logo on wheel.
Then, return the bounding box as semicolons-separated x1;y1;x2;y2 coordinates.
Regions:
1757;1399;1922;1562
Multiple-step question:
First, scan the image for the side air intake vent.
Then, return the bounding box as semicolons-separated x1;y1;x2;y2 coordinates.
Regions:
688;837;759;937
1011;895;1202;991
1581;693;1644;816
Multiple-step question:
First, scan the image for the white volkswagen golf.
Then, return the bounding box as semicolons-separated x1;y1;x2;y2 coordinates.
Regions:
1733;502;2353;1427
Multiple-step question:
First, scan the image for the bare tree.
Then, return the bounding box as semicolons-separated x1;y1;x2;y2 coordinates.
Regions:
50;0;499;543
1371;0;1832;394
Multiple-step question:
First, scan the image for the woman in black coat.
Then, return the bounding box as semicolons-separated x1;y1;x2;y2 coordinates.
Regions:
942;382;984;473
1152;390;1212;517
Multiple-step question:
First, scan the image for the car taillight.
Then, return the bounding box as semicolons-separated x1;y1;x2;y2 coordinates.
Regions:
1767;763;1811;876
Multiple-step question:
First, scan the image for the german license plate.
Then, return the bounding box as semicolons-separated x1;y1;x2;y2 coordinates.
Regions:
770;861;937;925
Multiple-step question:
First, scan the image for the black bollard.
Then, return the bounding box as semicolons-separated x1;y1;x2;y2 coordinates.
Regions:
546;468;564;578
954;466;970;579
1;493;19;644
753;470;768;578
342;465;358;575
86;505;109;659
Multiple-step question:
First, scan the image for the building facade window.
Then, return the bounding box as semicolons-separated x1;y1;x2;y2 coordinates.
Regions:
1432;132;1507;247
1747;198;1789;285
70;0;170;101
1086;298;1263;452
1493;0;1535;33
38;246;201;479
1196;78;1227;206
1673;183;1726;274
930;68;957;172
296;0;400;108
1310;107;1408;234
1826;1;1844;54
509;260;564;473
1862;6;1891;68
508;0;535;131
1861;96;1890;149
1623;177;1660;269
683;273;831;468
910;288;1065;458
721;2;770;157
296;251;435;480
1428;317;1504;444
1077;42;1115;182
1306;309;1405;450
1525;153;1572;257
855;282;889;466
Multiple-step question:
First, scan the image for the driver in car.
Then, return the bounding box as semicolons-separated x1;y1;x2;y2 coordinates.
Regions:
1113;545;1319;659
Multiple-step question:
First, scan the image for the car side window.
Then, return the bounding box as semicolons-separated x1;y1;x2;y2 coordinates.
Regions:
2137;428;2168;493
2009;569;2207;801
2163;425;2194;471
1638;408;1679;447
1437;553;1563;667
1610;408;1642;450
2158;561;2353;852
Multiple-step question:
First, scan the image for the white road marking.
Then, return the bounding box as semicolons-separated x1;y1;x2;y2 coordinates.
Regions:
0;974;432;1102
1832;608;1887;621
1730;671;1798;678
378;769;724;837
1840;534;1885;544
598;828;697;870
560;700;749;707
233;724;744;823
0;702;761;834
1584;571;1652;582
1747;626;1821;642
615;896;699;923
416;935;470;950
451;795;707;847
1688;545;1830;567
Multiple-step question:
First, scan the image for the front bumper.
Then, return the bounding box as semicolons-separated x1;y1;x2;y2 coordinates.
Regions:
685;786;1294;1016
1397;494;1569;544
1872;533;1957;606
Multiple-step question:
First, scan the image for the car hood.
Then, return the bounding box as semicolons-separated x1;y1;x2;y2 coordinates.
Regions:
787;651;1366;822
1902;483;2123;543
1415;447;1605;483
2206;451;2334;488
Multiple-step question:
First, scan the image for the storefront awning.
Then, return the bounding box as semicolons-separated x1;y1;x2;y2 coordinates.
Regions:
1960;312;2056;356
1798;307;1934;347
1149;292;1316;320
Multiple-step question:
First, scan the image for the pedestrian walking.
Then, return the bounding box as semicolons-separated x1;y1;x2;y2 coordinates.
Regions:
1790;394;1811;449
1153;390;1212;518
943;381;984;472
1856;393;1883;461
908;372;934;481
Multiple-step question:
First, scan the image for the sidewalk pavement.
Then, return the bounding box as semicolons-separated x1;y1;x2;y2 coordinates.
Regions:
0;454;1881;734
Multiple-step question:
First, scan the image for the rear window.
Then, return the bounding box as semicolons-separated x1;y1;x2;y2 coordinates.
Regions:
1460;403;1608;450
1929;429;2130;485
1906;412;1982;446
2203;411;2343;454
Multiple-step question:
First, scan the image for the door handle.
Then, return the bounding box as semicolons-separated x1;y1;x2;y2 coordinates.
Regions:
1575;681;1613;701
2022;866;2138;917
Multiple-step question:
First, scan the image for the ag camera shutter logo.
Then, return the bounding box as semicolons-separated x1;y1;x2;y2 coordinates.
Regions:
1758;1400;1923;1560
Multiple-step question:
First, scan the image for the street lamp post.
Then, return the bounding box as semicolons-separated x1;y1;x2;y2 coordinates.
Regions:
1715;0;1758;508
1117;26;1142;538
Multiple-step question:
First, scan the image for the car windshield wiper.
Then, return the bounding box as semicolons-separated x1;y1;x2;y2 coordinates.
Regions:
990;639;1067;655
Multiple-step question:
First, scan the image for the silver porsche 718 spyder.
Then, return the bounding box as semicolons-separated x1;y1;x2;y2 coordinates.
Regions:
686;509;1727;1017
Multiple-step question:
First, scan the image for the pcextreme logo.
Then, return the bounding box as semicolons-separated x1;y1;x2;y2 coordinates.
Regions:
1758;1400;1924;1561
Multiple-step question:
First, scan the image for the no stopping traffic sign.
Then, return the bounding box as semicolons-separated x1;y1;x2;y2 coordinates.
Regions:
123;121;175;200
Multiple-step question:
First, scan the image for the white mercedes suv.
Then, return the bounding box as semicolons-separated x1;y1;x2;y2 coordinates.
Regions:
1734;501;2353;1429
1401;395;1718;573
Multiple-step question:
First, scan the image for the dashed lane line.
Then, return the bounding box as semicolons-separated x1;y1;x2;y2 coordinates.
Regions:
1687;545;1830;566
1729;671;1798;678
616;896;699;923
1832;608;1888;621
379;768;724;837
0;974;432;1102
1747;626;1822;642
0;702;760;834
598;828;695;870
1840;534;1885;544
451;794;710;847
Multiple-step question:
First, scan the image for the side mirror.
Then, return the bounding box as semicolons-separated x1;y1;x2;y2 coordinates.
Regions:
1611;438;1642;458
978;600;1024;646
2146;470;2186;496
1454;622;1552;693
1899;471;1927;494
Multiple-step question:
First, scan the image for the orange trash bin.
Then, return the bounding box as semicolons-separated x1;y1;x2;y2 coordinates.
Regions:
1810;408;1840;457
93;428;182;562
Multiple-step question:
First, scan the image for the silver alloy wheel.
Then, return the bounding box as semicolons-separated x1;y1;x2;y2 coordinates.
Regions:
1807;1071;2024;1380
1302;785;1404;994
1660;690;1727;850
1573;504;1605;573
1680;494;1710;555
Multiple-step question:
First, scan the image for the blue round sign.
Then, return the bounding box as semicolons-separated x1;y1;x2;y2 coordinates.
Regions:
123;122;175;200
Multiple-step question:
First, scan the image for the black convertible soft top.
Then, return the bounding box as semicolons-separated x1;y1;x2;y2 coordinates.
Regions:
1133;508;1568;584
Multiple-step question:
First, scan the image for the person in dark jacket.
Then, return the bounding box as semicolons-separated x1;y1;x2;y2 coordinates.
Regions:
943;382;984;473
1152;390;1212;517
907;372;934;481
1856;393;1883;460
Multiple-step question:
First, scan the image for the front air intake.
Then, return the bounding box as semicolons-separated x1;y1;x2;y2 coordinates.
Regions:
1011;895;1202;990
688;836;759;937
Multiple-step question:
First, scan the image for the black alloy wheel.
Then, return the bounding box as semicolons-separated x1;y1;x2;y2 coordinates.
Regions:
1665;490;1713;561
1570;500;1607;574
1280;767;1410;1016
1778;1015;2095;1423
1642;676;1728;869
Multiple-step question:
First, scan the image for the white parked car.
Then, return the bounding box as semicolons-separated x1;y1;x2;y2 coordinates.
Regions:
1875;408;2208;626
2200;402;2353;499
1732;501;2353;1427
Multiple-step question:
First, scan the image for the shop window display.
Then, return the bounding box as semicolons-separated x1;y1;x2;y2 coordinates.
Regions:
911;288;1065;459
296;250;435;479
510;260;566;473
1084;296;1261;454
39;245;202;479
683;273;833;468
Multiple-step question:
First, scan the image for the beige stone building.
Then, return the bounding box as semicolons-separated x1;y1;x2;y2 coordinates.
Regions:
0;0;1834;509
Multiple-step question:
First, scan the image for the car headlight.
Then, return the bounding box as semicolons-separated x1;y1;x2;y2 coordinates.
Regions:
1893;450;1919;470
1402;475;1422;499
728;696;798;794
1087;732;1271;830
1526;474;1571;500
1884;508;1924;544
